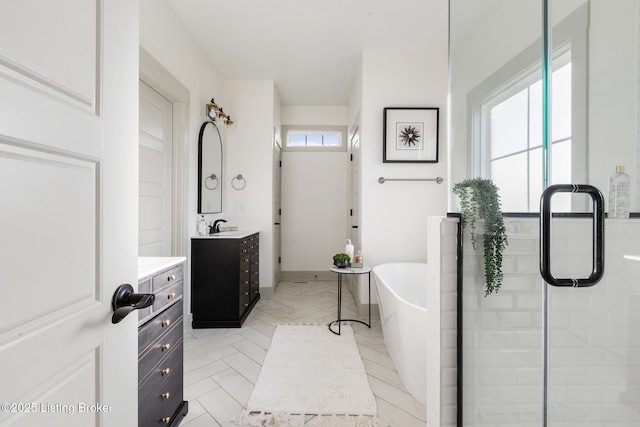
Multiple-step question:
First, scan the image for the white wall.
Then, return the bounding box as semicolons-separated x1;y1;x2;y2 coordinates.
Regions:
338;0;448;310
350;39;449;304
282;106;348;125
140;0;226;237
427;217;459;427
224;80;278;292
140;0;226;315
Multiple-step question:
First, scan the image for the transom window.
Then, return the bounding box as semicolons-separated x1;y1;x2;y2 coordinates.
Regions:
287;131;342;148
282;126;347;152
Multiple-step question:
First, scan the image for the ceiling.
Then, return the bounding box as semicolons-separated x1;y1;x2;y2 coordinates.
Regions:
166;0;448;106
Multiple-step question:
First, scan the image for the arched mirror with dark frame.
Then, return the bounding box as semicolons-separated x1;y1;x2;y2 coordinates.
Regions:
198;120;223;214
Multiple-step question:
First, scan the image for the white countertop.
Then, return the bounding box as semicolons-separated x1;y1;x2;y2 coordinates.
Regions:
191;230;259;239
138;256;186;279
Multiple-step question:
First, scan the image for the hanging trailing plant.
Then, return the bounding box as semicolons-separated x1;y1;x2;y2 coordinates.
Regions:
453;178;508;296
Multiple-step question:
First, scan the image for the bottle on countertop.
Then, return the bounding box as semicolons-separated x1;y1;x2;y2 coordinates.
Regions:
345;239;354;263
609;165;630;219
351;250;364;268
197;215;208;236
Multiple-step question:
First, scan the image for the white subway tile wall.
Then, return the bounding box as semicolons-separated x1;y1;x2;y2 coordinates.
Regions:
461;217;640;426
427;216;459;427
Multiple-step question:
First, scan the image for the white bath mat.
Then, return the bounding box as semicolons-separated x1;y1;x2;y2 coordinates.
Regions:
234;324;385;427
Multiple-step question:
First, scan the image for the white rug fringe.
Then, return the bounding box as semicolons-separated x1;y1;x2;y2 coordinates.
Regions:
233;410;389;427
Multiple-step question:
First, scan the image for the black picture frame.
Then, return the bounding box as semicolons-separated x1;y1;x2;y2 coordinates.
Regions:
383;107;439;163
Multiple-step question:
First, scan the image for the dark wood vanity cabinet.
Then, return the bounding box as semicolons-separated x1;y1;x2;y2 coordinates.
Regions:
138;261;188;427
191;232;260;328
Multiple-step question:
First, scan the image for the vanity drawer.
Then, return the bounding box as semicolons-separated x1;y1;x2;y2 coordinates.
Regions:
139;344;183;407
139;321;183;379
152;281;183;313
139;301;182;354
152;265;184;292
138;259;187;427
138;360;184;427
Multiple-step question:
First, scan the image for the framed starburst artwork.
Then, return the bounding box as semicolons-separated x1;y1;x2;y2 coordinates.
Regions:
383;107;439;163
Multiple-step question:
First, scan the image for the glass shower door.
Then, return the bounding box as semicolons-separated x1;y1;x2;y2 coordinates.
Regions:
450;0;640;425
544;0;640;424
450;1;546;425
543;204;640;426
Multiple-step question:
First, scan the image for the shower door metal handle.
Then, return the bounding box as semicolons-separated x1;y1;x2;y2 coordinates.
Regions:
540;184;605;287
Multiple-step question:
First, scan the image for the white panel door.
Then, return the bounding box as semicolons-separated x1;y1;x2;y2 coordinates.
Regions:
139;81;173;256
0;1;138;426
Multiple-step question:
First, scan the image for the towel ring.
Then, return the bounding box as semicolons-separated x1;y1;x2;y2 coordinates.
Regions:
204;173;219;190
231;174;246;190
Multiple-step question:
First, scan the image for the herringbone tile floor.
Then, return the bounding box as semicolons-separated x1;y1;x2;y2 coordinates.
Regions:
180;280;426;426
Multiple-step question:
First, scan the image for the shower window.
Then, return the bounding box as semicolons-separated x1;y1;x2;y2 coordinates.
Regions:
479;57;572;212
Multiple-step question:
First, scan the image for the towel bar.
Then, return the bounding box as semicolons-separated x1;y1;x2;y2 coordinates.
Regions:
378;176;444;184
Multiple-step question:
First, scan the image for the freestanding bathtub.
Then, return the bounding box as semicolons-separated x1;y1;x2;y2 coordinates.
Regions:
372;262;428;405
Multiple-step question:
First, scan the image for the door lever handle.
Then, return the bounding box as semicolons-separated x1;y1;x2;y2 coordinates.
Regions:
111;284;155;324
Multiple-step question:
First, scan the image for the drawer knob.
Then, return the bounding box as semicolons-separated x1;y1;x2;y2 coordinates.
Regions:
243;292;249;295
244;303;249;307
167;274;176;281
253;291;259;294
244;270;249;273
162;392;171;400
244;281;249;285
167;292;177;299
161;343;171;351
162;319;171;327
161;368;171;375
162;417;171;424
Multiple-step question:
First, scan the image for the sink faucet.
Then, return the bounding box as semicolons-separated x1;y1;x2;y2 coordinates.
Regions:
212;219;227;234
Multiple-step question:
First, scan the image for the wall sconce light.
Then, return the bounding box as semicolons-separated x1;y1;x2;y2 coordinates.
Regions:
206;98;233;126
